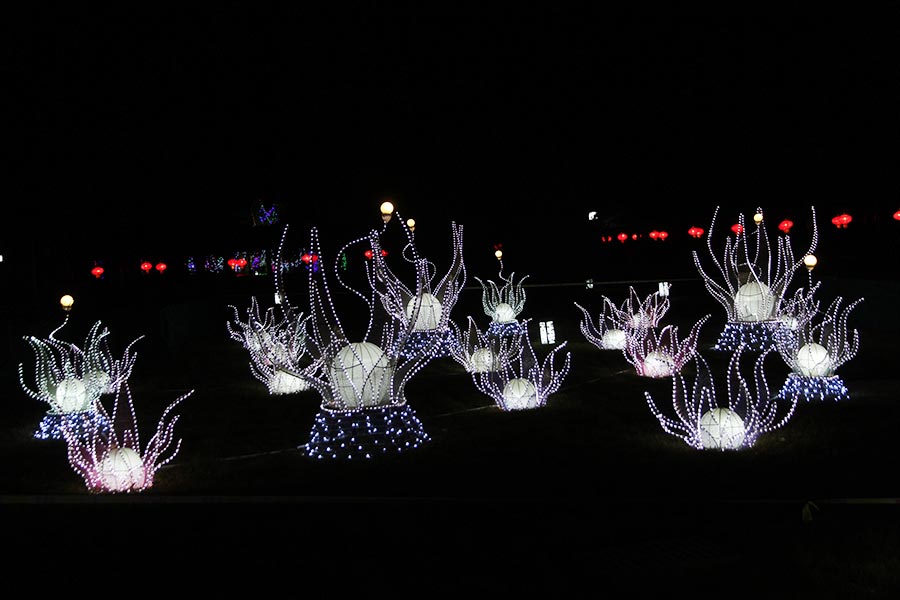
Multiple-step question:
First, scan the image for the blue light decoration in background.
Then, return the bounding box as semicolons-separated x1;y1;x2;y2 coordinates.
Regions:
488;321;526;338
35;410;110;441
186;256;198;274
301;404;431;460
395;328;460;359
713;321;782;352
253;201;280;227
775;373;850;403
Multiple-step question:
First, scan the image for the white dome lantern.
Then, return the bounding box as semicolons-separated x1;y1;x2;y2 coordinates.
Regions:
735;281;776;322
470;348;495;373
330;342;393;409
406;294;443;331
502;378;537;410
269;370;310;395
796;343;833;377
54;378;89;413
643;351;676;378
699;408;746;450
98;447;146;492
601;329;627;350
492;302;517;324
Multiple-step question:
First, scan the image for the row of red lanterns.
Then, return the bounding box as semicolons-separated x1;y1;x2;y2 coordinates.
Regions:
141;261;167;273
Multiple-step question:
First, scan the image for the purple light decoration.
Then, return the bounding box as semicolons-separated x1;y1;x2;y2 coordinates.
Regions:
576;286;670;352
449;316;526;374
624;316;709;378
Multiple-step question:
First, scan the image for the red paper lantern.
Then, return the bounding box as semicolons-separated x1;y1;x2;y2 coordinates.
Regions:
311;254;320;262
617;233;628;243
91;266;104;279
658;231;668;241
731;224;744;235
301;253;312;264
227;258;237;269
155;262;167;273
894;211;900;221
140;261;153;273
649;231;659;240
237;258;248;267
778;220;794;234
688;226;704;239
832;214;853;229
364;249;374;259
631;234;639;241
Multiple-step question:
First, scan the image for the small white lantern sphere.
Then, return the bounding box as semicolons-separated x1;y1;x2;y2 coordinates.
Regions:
406;293;443;330
54;378;88;413
493;302;517;323
502;378;538;410
601;329;627;350
269;370;309;395
470;348;495;373
643;351;676;378
330;342;393;408
98;447;146;492
699;408;746;450
735;281;776;322
796;343;833;377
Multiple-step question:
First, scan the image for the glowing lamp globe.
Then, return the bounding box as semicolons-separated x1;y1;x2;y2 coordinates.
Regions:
643;351;676;378
270;370;310;394
330;342;392;408
470;348;495;373
502;378;537;410
494;249;503;260
98;448;146;492
140;261;153;273
60;294;75;311
380;201;395;223
699;408;746;450
493;302;517;323
734;281;775;322
601;329;627;350
753;212;764;224
894;211;900;221
406;218;416;232
804;254;818;272
406;293;443;330
796;343;833;377
54;378;88;413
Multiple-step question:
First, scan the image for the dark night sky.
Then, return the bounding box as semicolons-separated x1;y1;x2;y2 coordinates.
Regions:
3;9;896;291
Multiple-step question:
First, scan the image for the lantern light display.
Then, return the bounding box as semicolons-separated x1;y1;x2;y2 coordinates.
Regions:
91;266;104;279
831;214;853;229
475;269;529;337
688;226;705;239
644;348;799;451
155;262;167;273
894;211;900;221
140;261;153;273
60;294;75;312
576;287;670;352
617;233;628;243
779;220;794;234
624;316;709;378
448;317;525;374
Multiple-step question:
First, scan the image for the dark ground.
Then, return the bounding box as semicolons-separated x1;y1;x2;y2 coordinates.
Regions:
1;276;898;595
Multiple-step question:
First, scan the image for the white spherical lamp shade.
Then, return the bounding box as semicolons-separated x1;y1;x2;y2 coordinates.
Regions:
470;348;495;373
269;370;310;394
492;302;518;323
330;342;393;408
98;448;147;491
502;378;538;410
734;282;776;322
406;293;443;330
699;408;746;450
796;343;833;377
54;378;89;413
643;351;676;378
601;329;627;350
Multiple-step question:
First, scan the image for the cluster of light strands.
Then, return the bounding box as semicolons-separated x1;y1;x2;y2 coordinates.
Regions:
470;320;571;411
272;225;437;458
61;382;191;493
624;316;710;378
18;317;141;440
475;269;529;335
644;347;799;451
693;206;819;352
575;287;671;352
449;316;526;374
226;296;312;395
774;295;863;402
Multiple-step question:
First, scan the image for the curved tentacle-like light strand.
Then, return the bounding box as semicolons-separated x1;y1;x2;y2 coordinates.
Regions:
449;316;526;374
470;320;571;411
576;287;670;352
624;315;710;378
61;382;191;493
475;268;529;324
644;347;799;451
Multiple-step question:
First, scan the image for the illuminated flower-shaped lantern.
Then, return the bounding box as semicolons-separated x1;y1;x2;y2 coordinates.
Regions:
475;269;529;337
624;316;709;378
575;287;671;352
470;320;571;411
774;296;863;402
227;297;311;395
448;316;525;374
272;226;434;459
19;318;140;440
693;206;818;352
62;383;190;493
644;347;799;451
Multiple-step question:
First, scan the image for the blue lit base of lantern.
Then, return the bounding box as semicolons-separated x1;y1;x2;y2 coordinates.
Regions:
300;403;431;460
713;321;781;352
34;410;110;441
487;321;524;338
396;328;459;359
775;373;850;402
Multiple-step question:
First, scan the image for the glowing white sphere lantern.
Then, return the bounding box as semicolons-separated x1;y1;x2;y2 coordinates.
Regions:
699;408;746;450
502;378;537;410
406;293;443;330
643;351;676;378
330;342;392;408
98;448;146;492
796;343;833;377
601;329;627;350
54;378;88;413
493;302;517;323
735;281;775;322
269;370;310;394
470;348;495;373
